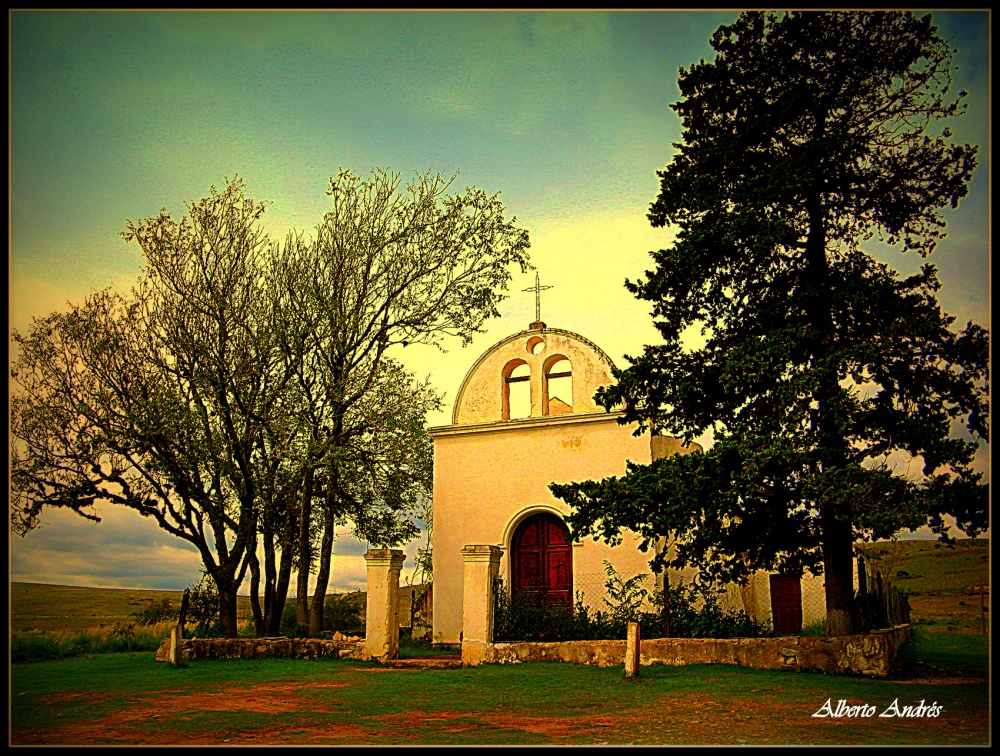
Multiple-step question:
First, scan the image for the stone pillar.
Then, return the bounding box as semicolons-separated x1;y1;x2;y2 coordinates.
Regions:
461;544;503;665
168;623;182;666
363;549;405;661
625;621;640;678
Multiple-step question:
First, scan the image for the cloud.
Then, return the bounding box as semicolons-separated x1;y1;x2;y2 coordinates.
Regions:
11;506;204;590
10;501;429;594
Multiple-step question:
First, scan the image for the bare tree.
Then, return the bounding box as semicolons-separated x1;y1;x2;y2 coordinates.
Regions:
11;179;288;636
11;169;530;639
274;168;531;635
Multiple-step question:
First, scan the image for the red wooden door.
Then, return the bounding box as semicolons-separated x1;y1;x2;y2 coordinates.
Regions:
512;513;573;609
770;575;803;634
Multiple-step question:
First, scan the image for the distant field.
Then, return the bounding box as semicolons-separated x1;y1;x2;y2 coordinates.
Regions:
9;584;249;634
11;539;987;634
9;582;425;634
859;538;989;632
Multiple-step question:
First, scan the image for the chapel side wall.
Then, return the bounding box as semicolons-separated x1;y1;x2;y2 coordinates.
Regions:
431;416;652;646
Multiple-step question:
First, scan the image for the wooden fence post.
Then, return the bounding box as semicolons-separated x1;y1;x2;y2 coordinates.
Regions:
980;585;987;635
179;589;190;633
169;589;192;666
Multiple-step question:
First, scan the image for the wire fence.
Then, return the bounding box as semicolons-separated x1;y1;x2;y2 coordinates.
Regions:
233;584;432;635
572;571;658;615
571;571;753;616
224;563;907;640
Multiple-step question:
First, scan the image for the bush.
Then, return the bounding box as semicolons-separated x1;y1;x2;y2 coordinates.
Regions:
131;598;177;626
323;593;365;634
185;573;222;638
802;619;827;636
493;563;767;642
655;581;767;639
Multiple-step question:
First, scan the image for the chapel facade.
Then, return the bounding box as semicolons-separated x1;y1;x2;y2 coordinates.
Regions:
427;319;702;647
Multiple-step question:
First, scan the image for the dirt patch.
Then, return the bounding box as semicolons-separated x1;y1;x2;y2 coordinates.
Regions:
359;711;481;742
19;719;374;746
157;681;350;714
479;712;584;740
16;680;355;745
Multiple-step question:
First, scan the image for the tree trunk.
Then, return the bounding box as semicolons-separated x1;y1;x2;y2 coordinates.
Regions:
822;507;856;636
270;487;298;636
803;160;856;638
296;466;315;629
178;589;190;632
248;550;265;636
662;571;671;638
261;492;279;634
310;483;338;636
216;577;240;638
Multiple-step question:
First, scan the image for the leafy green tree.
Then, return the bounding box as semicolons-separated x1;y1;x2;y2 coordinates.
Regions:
11;169;530;639
552;12;987;636
11;180;285;637
274;168;530;635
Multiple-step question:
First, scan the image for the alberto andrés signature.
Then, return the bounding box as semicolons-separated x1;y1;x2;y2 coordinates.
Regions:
812;699;943;718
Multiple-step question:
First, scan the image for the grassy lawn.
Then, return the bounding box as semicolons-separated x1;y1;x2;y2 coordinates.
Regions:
897;627;990;678
10;541;988;745
11;630;989;746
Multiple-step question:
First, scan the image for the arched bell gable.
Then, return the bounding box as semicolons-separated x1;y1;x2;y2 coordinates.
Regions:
452;327;617;425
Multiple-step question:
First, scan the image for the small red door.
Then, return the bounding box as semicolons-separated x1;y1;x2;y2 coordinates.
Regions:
770;575;803;634
512;513;573;609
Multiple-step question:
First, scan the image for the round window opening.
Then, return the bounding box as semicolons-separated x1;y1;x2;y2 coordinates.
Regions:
526;336;545;355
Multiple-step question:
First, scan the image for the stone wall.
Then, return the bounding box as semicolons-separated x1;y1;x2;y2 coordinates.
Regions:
467;625;910;677
155;636;365;663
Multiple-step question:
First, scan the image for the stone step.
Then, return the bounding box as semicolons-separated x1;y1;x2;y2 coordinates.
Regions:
383;655;462;669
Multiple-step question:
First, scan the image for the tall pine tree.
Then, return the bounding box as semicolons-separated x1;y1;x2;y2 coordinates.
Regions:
552;12;988;636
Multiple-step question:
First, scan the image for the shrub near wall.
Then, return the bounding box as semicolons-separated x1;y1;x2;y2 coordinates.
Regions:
493;566;767;642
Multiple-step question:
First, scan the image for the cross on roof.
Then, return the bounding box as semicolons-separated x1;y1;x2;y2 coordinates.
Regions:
523;272;553;324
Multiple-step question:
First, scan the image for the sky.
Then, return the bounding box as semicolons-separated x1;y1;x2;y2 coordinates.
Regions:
9;10;991;594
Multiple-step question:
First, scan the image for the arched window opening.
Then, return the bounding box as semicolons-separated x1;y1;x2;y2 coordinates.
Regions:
544;357;572;416
502;360;531;420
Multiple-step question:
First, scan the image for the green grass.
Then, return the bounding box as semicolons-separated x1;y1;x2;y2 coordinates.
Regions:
859;538;989;631
863;539;989;596
10;650;989;746
897;627;990;677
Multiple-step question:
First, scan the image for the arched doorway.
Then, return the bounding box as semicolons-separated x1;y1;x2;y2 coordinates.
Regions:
511;512;572;609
